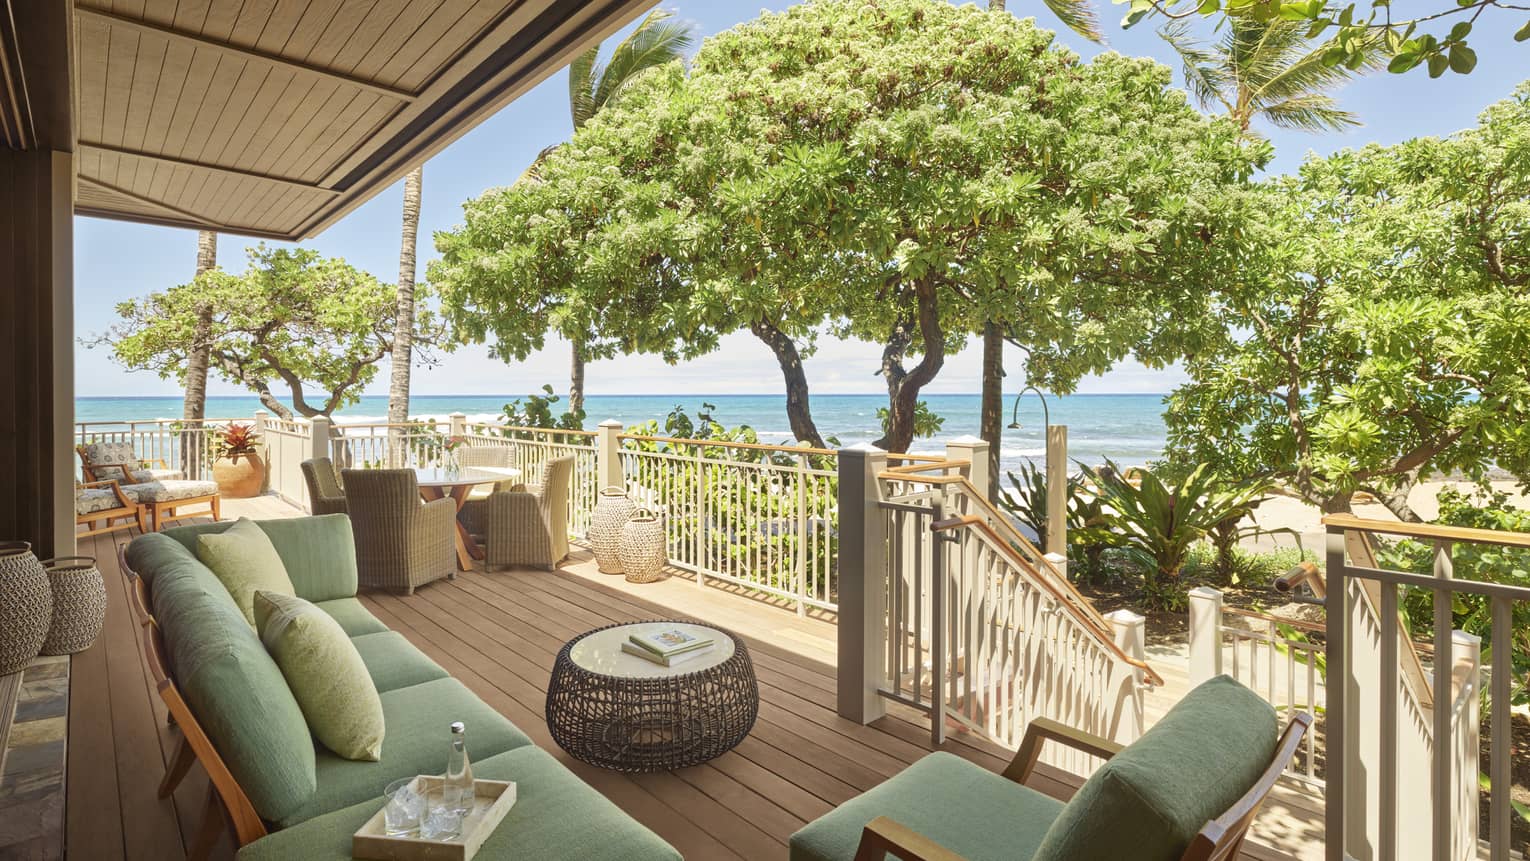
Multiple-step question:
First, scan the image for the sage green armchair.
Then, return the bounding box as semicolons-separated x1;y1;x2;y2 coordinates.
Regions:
340;469;456;594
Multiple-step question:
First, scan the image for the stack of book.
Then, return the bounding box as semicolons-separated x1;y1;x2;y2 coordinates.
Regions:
622;627;716;667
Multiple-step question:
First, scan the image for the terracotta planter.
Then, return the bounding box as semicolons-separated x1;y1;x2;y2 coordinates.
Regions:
213;452;265;498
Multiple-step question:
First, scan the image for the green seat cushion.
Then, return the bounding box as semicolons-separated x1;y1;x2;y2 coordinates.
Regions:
314;597;389;637
195;518;296;626
124;533;316;824
275;677;533;828
789;751;1064;861
255;592;385;762
349;631;450;693
238;745;681;861
1032;674;1278;861
162;514;358;602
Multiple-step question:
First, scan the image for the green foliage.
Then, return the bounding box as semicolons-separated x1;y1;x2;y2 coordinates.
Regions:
103;246;444;420
1166;84;1530;515
1079;460;1272;605
1180;543;1316;589
500;385;585;431
1120;0;1522;80
1377;487;1530;706
996;461;1111;582
432;0;1259;452
876;401;944;441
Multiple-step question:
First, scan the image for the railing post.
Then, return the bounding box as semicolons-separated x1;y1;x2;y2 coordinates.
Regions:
1045;424;1068;559
253;410;270;493
596;419;623;492
836;443;888;725
1451;629;1482;861
449;411;467;437
1326;526;1349;861
1188;586;1224;686
1043;551;1068;583
794;452;809;616
1105;609;1146;742
310;416;331;462
944;435;989;502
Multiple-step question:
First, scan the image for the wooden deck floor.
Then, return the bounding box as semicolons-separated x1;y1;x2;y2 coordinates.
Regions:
62;495;1324;860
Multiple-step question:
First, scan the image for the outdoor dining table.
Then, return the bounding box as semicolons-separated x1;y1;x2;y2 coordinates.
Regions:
413;466;521;570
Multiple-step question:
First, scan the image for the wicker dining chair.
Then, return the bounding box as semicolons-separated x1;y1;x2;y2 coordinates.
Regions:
300;457;347;516
340;469;456;594
454;445;518;535
483;455;575;571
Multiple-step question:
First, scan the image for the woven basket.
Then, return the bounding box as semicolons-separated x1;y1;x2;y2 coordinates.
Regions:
589;487;635;575
0;541;53;675
41;556;107;656
620;510;667;584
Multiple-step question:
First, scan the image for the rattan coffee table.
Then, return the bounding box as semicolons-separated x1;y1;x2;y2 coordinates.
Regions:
546;621;758;772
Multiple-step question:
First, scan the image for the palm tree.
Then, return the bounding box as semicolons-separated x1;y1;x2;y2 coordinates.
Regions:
1160;17;1379;135
183;229;217;424
387;166;423;461
527;9;695;416
988;0;1102;43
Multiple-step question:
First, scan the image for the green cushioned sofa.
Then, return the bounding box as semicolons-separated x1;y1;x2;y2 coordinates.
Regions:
125;514;679;861
789;675;1312;861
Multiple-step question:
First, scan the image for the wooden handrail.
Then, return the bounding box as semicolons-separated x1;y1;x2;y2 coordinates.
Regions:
1323;513;1530;550
1220;606;1328;636
618;433;836;457
931;513;1165;687
881;460;971;476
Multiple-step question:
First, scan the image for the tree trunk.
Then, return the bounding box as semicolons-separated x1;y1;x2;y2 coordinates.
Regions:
1367;473;1423;523
183;230;217;423
979;321;1004;501
569;339;586;417
749;319;827;448
874;279;945;453
388;167;422;465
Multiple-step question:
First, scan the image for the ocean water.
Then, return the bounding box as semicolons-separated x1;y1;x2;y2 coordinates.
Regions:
74;392;1170;476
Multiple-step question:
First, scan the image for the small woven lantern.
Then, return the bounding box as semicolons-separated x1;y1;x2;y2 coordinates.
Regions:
590;487;635;574
0;542;53;675
41;556;108;656
619;509;667;584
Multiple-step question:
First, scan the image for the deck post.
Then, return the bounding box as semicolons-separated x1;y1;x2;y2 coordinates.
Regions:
596;419;623;492
1045;425;1068;559
449;412;467;437
1187;586;1223;686
837;443;888;725
944;436;989;501
1105;609;1146;742
253;411;270;493
310;416;331;463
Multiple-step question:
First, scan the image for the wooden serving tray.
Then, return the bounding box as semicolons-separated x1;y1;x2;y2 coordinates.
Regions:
353;776;517;861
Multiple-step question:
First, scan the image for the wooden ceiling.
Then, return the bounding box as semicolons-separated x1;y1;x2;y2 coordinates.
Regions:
71;0;656;240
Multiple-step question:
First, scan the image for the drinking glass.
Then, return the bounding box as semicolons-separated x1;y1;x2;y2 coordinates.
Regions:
420;801;463;841
382;777;424;837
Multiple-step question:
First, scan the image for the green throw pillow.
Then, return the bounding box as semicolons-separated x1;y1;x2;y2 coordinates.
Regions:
195;517;296;627
254;590;385;762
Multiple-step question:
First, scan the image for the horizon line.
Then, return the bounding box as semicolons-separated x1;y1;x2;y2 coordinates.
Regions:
76;391;1173;399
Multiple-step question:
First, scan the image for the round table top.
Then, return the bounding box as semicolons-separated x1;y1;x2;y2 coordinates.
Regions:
569;622;736;679
411;466;520;488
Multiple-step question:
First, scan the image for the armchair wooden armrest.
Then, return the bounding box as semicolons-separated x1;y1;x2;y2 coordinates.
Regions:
854;817;968;861
1002;717;1124;785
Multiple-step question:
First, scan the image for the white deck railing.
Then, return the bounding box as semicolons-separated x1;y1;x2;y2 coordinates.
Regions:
74;418;236;481
1324;515;1509;861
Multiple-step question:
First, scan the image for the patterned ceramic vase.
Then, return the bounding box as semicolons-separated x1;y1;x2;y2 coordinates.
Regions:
40;557;108;656
589;487;636;574
619;510;667;584
0;542;53;675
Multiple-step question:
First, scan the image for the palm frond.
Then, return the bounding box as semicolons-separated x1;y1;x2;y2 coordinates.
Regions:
516;143;562;184
1254;30;1383;103
1259;93;1363;132
1159;21;1233;114
590;9;695;115
567;48;598;129
1041;0;1104;44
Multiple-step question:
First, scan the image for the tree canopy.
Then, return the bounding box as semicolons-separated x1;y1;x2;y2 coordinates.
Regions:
433;0;1261;451
103;246;446;420
1165;82;1530;516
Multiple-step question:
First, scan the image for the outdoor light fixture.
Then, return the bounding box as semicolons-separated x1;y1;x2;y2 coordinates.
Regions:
1007;385;1051;430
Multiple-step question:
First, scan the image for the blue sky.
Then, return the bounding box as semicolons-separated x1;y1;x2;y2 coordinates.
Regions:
74;0;1530;399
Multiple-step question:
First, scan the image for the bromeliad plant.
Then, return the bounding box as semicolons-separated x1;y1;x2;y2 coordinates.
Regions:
214;422;262;462
997;461;1111;583
1079;460;1272;606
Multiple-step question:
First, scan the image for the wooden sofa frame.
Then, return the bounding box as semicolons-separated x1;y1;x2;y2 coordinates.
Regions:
853;712;1314;861
120;544;269;859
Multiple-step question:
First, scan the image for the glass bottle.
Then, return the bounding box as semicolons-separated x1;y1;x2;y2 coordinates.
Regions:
444;721;475;815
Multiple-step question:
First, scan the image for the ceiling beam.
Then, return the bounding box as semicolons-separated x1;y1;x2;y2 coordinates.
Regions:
78;140;341;195
73;6;417;104
76;174;237;230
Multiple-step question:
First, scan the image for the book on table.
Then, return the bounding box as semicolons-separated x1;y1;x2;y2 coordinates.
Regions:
628;627;714;657
621;641;714;667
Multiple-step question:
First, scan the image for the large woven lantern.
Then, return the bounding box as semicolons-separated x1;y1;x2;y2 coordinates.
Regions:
0;542;53;675
619;510;667;584
589;487;636;574
41;557;108;656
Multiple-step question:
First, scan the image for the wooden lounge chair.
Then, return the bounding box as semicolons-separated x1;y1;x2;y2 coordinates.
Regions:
76;440;183;482
790;675;1311;861
75;479;147;537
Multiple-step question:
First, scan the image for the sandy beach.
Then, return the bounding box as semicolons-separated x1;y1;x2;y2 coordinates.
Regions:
1245;479;1530;553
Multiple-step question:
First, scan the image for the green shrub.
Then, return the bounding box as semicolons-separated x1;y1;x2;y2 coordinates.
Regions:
996;461;1109;583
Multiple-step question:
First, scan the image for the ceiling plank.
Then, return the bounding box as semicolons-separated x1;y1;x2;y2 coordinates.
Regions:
74;6;418;103
78;139;341;194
